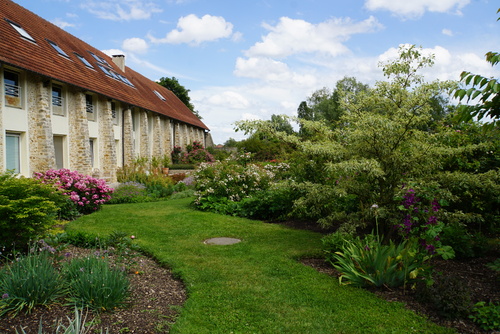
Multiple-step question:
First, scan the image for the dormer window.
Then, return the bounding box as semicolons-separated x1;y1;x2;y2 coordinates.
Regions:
75;53;94;68
47;39;69;58
5;19;35;43
89;51;110;66
153;90;166;101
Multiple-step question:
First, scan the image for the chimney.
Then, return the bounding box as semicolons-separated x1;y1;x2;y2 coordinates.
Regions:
112;54;125;72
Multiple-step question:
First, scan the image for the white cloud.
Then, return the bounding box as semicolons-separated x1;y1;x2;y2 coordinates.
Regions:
244;16;383;58
234;57;317;86
82;0;162;21
148;14;235;45
365;0;470;18
207;91;250;109
122;37;149;54
51;18;75;29
442;29;454;36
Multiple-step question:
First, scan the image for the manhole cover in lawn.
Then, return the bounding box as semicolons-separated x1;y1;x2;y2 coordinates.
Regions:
204;237;241;245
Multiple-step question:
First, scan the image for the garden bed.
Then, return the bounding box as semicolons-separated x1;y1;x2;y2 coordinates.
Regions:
0;246;186;334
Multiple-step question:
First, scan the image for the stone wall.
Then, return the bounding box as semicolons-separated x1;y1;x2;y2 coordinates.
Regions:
68;88;92;175
28;75;56;173
97;97;117;181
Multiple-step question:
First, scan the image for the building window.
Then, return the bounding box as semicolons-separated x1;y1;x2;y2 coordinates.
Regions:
53;136;65;169
6;133;20;173
52;84;65;116
86;94;95;121
4;69;22;108
89;138;96;167
153;90;166;101
74;53;94;69
111;101;119;125
47;39;69;58
5;19;36;43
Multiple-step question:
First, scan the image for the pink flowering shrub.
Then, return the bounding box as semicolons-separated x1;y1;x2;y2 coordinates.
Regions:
34;169;113;214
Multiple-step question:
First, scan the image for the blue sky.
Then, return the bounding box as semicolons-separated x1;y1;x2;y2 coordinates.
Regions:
13;0;500;144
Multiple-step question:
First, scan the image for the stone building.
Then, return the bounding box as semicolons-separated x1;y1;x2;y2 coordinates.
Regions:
0;0;210;182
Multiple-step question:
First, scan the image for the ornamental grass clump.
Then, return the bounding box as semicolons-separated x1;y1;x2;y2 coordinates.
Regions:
0;251;65;316
34;169;113;215
62;256;130;312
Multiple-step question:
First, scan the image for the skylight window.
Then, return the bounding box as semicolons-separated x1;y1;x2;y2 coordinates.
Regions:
5;19;36;43
153;90;166;101
89;51;110;66
75;53;94;68
47;39;69;58
97;64;112;76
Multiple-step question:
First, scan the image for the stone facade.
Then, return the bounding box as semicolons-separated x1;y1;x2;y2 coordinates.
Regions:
1;66;208;182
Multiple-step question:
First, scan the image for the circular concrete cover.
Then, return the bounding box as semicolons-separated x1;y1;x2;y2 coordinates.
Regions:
204;237;241;245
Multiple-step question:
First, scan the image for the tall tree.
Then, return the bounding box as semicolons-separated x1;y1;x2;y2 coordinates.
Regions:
157;77;202;119
297;77;369;132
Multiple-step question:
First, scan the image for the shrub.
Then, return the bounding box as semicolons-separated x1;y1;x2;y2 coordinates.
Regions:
470;301;500;331
193;154;274;212
416;274;472;319
440;223;490;259
395;186;455;260
108;181;148;204
63;256;130;312
330;235;429;288
237;182;299;220
0;251;65;316
182;141;215;165
56;231;102;248
322;231;355;264
34;169;113;215
0;173;64;249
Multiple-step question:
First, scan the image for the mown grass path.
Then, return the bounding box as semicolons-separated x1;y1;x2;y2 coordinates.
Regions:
67;198;452;334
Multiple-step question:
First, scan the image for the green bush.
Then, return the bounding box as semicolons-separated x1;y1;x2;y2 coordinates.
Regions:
237;182;299;220
0;251;65;316
63;256;130;312
416;275;472;319
108;181;148;204
322;231;355;264
470;301;500;331
56;230;102;248
0;173;65;249
440;223;490;259
330;235;429;288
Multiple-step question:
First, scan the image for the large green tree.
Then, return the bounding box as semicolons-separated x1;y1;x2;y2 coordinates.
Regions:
157;77;202;119
297;77;369;132
238;45;456;234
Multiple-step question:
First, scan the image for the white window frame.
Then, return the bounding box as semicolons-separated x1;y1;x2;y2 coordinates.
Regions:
3;69;22;108
51;83;65;116
5;132;21;173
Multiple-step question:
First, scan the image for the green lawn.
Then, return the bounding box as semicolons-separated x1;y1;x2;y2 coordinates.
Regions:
67;198;453;334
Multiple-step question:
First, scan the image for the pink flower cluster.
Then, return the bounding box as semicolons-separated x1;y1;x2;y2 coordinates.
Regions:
34;169;113;214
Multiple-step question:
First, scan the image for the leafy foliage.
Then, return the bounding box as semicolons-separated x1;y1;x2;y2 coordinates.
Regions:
0;251;65;316
416;275;472;319
470;301;500;331
330;235;429;288
0;173;64;249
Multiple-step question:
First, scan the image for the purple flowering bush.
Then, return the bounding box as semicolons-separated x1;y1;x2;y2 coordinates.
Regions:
395;186;455;259
34;169;113;215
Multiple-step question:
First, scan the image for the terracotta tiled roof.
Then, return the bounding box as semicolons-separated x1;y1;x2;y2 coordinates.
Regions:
0;0;208;130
